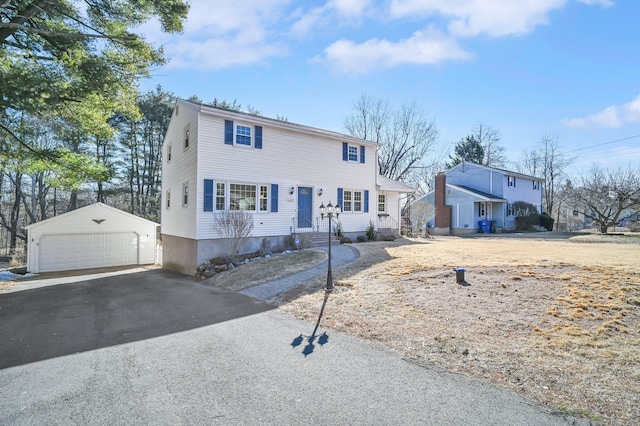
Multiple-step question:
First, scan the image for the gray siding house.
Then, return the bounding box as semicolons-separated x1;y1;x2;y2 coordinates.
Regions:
414;162;543;235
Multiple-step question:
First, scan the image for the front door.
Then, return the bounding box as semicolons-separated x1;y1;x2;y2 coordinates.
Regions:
297;187;313;228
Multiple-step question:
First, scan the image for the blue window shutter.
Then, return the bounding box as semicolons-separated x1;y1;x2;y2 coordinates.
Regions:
364;190;369;213
204;179;214;211
360;146;365;163
255;126;263;149
338;188;343;207
270;184;278;212
224;120;234;145
342;142;348;161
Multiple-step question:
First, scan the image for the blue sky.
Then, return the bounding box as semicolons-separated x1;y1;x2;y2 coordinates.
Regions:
139;0;640;174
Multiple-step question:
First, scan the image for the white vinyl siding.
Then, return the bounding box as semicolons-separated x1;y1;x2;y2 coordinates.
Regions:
161;103;198;238
193;108;379;240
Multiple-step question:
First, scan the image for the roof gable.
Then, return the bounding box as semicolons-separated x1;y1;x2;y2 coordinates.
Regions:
177;98;378;147
447;162;542;181
25;202;159;230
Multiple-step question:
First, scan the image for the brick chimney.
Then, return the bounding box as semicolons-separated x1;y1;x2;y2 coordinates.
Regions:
434;172;451;234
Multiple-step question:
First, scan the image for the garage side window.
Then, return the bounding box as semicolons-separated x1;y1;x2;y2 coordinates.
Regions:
166;190;170;209
182;182;189;207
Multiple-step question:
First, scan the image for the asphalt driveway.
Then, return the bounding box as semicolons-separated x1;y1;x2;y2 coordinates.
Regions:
0;267;273;369
0;267;592;425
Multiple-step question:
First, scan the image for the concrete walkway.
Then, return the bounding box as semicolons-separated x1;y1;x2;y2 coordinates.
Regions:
240;244;359;301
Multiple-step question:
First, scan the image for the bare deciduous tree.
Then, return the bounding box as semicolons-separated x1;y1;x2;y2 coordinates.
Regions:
518;134;574;218
472;123;506;168
344;94;438;182
568;165;640;234
409;200;435;237
211;210;255;257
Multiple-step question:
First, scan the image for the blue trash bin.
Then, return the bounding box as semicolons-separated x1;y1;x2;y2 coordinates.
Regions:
479;220;491;233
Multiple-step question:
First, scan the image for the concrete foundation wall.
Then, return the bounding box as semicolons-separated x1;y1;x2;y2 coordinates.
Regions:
161;234;198;275
431;227;451;236
162;233;292;275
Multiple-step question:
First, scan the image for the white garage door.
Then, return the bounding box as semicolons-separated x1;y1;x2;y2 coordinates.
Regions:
38;233;139;272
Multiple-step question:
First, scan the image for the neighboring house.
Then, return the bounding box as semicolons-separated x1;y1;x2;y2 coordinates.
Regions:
413;162;543;235
161;99;413;274
25;203;159;273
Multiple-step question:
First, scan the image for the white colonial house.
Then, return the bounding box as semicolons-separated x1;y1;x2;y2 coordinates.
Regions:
161;99;413;274
414;162;543;235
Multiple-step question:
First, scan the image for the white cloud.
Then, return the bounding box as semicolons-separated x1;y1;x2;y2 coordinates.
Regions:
291;0;373;38
576;0;614;7
389;0;612;38
140;0;291;70
315;27;471;75
563;94;640;128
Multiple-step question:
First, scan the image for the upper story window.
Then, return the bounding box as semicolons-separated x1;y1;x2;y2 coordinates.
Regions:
378;194;386;212
507;176;516;187
236;125;252;146
342;142;365;163
167;143;172;162
184;126;190;150
348;145;358;161
166;190;170;209
224;120;263;149
533;180;540;190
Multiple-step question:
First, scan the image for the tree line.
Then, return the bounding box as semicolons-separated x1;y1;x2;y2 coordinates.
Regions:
1;0;637;254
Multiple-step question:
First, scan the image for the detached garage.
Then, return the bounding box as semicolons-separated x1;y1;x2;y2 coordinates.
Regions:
25;203;159;273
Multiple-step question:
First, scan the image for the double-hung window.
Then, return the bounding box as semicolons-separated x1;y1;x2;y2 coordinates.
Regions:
182;182;189;206
533;180;540;190
378;194;386;212
225;120;262;149
342;190;363;212
507;203;515;216
353;191;362;212
508;176;516;187
343;190;352;212
259;185;268;211
348;145;358;161
184;126;190;150
236;125;252;146
216;183;226;210
167;143;172;162
166;190;170;209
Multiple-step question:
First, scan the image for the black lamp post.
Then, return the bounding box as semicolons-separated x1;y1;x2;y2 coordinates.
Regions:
319;201;341;292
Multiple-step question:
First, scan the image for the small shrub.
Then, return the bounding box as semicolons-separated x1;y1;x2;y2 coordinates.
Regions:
340;236;353;244
356;235;367;242
539;212;555;231
366;220;376;241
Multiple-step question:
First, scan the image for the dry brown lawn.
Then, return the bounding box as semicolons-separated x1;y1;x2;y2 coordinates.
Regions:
278;237;640;425
206;248;327;291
